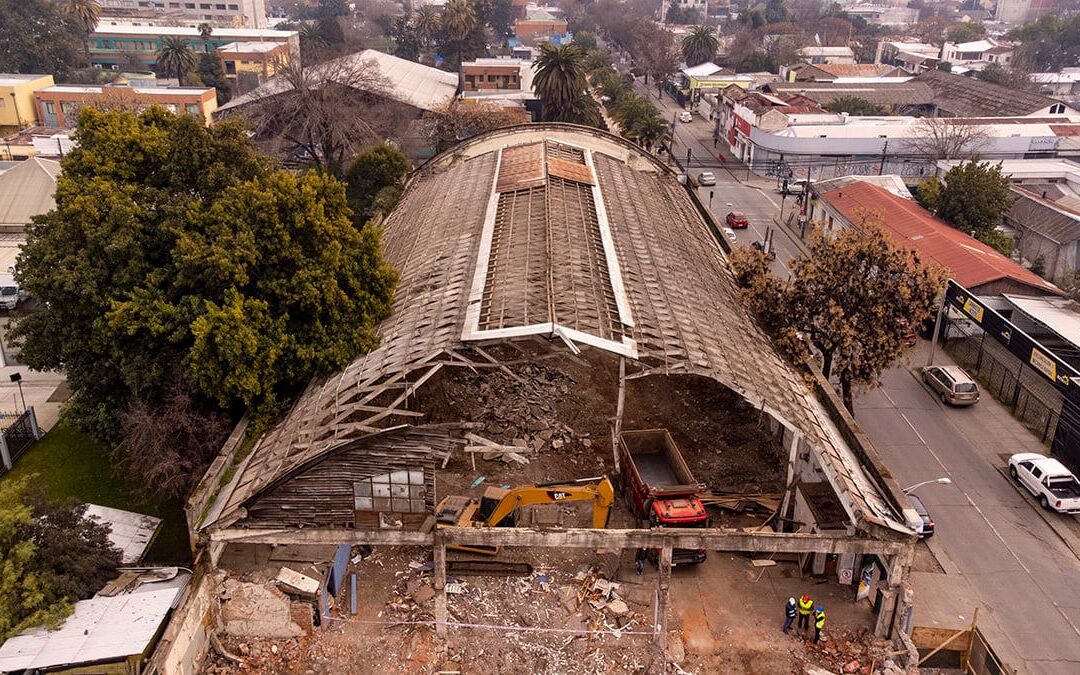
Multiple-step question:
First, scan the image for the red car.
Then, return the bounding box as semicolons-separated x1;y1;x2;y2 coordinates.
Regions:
726;211;750;229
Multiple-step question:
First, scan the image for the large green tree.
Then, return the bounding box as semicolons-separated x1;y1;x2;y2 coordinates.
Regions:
442;0;478;69
731;222;944;412
15;108;398;441
344;144;410;225
1008;13;1080;70
934;161;1014;242
681;25;720;67
0;477;119;642
0;0;84;80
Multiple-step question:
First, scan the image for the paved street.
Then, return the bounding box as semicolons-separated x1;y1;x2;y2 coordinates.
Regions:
859;352;1080;675
623;81;1080;673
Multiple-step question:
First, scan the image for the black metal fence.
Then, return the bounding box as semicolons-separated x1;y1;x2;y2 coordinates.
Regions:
0;408;40;474
943;316;1063;445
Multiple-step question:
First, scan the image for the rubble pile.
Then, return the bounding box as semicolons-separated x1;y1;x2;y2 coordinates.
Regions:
805;627;898;675
434;360;597;462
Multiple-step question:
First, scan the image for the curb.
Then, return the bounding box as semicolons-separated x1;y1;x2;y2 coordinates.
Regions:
994;464;1080;563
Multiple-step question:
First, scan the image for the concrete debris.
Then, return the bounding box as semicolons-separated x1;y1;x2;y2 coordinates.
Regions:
275;567;320;598
219;579;306;639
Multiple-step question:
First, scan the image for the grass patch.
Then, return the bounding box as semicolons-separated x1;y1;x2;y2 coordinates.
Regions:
4;421;192;563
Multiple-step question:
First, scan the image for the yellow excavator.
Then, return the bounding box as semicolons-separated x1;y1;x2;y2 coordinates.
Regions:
434;476;615;556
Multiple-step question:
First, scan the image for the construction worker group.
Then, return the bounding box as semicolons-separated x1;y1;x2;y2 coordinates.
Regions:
783;595;826;643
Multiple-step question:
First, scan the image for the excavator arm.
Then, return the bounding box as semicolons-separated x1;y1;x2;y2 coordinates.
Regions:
485;476;615;529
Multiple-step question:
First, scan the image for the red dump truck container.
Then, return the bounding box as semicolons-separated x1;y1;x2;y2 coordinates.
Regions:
619;429;708;565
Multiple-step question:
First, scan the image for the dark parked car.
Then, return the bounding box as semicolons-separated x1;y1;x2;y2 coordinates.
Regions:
907;493;934;537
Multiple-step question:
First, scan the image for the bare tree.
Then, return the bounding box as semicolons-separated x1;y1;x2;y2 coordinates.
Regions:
115;383;231;501
422;100;523;153
901;117;991;161
224;54;408;176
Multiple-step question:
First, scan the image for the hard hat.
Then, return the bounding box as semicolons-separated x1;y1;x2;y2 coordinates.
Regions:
801;594;810;601
817;606;825;612
788;597;796;604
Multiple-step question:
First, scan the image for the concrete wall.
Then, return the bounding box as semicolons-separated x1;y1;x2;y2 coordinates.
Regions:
145;569;218;675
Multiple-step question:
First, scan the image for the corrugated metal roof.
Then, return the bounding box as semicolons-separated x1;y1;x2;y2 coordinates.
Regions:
1006;187;1080;245
205;125;909;536
0;157;59;228
0;587;182;671
84;504;163;565
913;69;1070;117
819;181;1061;295
218;49;457;114
1002;295;1080;351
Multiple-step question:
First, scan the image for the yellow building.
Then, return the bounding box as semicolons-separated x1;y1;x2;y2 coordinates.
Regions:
218;41;290;90
0;74;55;130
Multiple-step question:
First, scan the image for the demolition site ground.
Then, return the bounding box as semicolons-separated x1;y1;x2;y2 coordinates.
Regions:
206;349;889;673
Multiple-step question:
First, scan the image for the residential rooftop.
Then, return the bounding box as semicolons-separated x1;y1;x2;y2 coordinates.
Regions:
92;24;296;37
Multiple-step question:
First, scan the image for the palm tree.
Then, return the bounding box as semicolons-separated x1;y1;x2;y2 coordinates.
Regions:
633;116;670;151
442;0;477;68
413;5;441;48
299;22;328;64
533;43;590;123
65;0;102;67
156;36;197;82
681;25;719;67
197;22;213;53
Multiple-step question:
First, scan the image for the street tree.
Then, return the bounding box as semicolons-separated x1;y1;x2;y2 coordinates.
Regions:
422;99;521;152
156;36;197;80
0;0;84;80
902;117;989;160
975;62;1034;91
681;25;720;67
197;52;232;104
64;0;102;66
731;222;945;412
611;95;668;149
15;107;397;445
823;96;885;116
934;160;1014;241
1009;13;1080;71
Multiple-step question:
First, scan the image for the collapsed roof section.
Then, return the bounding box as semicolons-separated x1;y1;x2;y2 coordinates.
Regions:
202;125;908;537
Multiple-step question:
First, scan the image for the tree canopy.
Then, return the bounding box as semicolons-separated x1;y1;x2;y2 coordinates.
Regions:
933;161;1014;244
0;0;84;79
682;26;720;67
344;144;410;225
0;476;121;642
15;108;398;447
1008;13;1080;70
534;43;600;126
731;223;944;412
823;96;885;116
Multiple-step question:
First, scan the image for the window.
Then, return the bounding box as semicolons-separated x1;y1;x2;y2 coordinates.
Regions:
354;471;427;514
185;103;200;114
0;99;5;109
185;2;194;6
215;3;225;8
199;2;210;7
228;3;238;8
1032;466;1043;479
1049;103;1066;115
44;101;56;114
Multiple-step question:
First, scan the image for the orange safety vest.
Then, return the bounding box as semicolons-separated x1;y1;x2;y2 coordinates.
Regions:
798;598;813;615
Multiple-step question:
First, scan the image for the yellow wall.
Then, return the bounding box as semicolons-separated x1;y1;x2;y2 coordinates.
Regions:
0;75;55;128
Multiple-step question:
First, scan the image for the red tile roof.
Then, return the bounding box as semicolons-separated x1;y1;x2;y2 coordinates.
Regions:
818;181;1061;295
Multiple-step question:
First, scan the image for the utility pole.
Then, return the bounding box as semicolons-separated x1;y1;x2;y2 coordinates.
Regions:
878;138;889;175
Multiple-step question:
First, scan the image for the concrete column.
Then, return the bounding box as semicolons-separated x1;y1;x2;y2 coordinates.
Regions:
27;406;41;440
0;434;10;470
655;542;673;655
874;586;898;638
433;533;448;639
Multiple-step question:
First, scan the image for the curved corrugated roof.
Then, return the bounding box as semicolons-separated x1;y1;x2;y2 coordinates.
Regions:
205;125;907;534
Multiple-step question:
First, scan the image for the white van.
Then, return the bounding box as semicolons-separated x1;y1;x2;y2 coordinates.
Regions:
0;270;23;311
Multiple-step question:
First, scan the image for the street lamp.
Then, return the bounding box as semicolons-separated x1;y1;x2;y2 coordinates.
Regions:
9;372;24;412
902;477;951;494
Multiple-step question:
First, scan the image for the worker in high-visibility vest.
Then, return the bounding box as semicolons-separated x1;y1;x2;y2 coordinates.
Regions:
797;594;813;633
814;606;826;644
